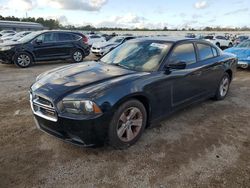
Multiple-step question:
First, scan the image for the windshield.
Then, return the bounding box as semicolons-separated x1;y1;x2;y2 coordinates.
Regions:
17;32;40;42
237;40;250;48
109;37;124;43
100;40;172;72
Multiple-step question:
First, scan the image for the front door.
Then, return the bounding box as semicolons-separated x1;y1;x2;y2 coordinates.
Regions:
166;42;207;108
32;32;59;60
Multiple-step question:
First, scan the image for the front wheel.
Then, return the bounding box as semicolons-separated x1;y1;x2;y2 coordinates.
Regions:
214;73;231;100
71;49;85;63
108;100;147;149
14;52;33;68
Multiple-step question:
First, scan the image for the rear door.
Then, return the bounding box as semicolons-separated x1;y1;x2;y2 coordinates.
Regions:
54;32;76;57
195;42;223;94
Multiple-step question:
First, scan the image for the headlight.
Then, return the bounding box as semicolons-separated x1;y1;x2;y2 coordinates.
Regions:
62;100;102;115
0;46;13;51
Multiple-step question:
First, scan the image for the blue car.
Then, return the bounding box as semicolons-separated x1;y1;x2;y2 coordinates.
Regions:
224;39;250;69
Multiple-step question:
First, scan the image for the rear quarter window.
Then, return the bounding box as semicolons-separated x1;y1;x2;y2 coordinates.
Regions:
197;43;214;60
71;34;81;41
57;33;72;41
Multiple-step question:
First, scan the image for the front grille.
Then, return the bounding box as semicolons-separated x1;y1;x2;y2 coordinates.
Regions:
30;93;58;122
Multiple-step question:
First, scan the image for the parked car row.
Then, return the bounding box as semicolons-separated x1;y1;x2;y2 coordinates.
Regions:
0;31;32;43
186;33;249;48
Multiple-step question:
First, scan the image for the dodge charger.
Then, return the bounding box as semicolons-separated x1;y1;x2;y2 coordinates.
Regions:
30;37;237;149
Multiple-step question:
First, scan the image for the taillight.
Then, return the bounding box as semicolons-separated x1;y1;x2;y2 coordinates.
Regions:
83;36;88;44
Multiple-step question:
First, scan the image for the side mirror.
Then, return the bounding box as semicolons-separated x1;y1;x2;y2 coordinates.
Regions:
165;61;187;70
34;39;43;44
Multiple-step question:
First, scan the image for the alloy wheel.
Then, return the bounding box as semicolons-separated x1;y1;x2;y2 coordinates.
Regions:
17;54;31;66
220;76;229;97
117;107;143;142
73;51;83;62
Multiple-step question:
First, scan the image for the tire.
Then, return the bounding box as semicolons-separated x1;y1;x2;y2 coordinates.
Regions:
214;73;231;100
14;52;33;68
108;99;147;149
71;49;85;63
228;43;233;48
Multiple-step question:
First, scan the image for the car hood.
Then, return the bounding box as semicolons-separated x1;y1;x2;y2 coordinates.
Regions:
31;61;140;101
224;47;250;60
92;41;118;48
0;40;23;46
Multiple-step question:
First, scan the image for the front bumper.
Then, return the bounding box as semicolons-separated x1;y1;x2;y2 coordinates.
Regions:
91;48;107;56
33;113;111;147
0;50;15;64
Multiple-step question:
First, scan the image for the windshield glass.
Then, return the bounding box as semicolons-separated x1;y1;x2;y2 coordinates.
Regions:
237;40;250;48
100;40;172;72
17;32;40;42
109;37;124;43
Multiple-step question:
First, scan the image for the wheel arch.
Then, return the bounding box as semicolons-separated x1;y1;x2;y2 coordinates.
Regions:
225;69;233;82
113;93;152;128
13;50;35;62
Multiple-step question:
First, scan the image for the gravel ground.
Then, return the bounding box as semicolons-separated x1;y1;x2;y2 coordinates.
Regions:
0;56;249;188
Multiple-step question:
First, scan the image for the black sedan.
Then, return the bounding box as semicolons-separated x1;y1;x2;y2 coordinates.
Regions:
30;37;237;148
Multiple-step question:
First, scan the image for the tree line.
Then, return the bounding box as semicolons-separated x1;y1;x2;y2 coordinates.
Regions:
1;15;250;31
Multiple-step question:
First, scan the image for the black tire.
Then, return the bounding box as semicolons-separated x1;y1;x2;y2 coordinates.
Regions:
214;73;231;100
71;49;85;63
14;52;33;68
108;99;147;149
228;43;233;48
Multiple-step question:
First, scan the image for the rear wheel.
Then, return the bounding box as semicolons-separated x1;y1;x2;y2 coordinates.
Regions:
71;49;84;63
108;100;147;149
216;43;221;48
14;52;33;68
214;73;230;100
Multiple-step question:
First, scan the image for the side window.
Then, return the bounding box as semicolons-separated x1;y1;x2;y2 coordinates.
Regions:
36;33;56;43
168;43;196;65
58;33;72;41
72;34;81;40
197;43;214;60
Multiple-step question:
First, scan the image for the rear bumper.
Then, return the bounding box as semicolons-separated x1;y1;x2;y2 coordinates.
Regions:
33;112;111;147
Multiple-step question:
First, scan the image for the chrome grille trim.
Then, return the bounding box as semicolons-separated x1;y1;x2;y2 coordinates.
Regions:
30;93;58;122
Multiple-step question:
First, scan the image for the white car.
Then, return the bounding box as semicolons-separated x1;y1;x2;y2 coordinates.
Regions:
0;30;16;37
87;35;106;46
0;33;16;43
91;36;135;56
204;35;233;48
0;31;32;43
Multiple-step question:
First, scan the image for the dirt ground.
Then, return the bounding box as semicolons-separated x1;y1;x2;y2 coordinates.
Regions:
0;56;249;188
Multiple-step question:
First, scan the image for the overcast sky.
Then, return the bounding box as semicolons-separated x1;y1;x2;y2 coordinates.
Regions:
0;0;249;29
